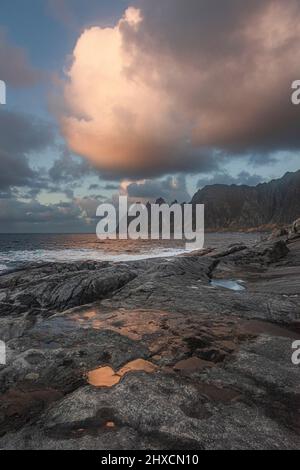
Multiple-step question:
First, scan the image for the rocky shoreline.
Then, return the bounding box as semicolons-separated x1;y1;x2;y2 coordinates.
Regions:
0;222;300;449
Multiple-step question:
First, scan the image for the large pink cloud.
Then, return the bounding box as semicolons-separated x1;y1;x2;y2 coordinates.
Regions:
59;0;300;179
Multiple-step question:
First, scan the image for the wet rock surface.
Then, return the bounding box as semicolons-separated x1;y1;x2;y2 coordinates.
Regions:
0;233;300;449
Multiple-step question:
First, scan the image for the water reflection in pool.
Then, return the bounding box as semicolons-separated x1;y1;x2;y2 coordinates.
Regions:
210;279;246;291
72;308;165;340
87;359;158;387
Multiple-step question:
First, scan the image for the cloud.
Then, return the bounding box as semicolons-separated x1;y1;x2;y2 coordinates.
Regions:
76;195;106;220
197;171;264;189
0;198;77;223
124;0;300;154
0;29;42;88
0;109;53;156
89;183;101;191
49;147;92;183
0;196;97;233
0;191;115;232
0;150;35;190
59;6;219;178
0;109;54;190
126;175;191;202
103;183;121;191
58;0;300;180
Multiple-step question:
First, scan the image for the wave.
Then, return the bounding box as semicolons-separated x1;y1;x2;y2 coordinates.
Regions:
0;246;190;272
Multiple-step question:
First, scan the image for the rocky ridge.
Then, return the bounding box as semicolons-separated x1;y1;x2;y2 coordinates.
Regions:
191;170;300;230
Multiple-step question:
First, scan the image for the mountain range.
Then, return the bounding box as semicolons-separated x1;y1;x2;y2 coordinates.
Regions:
126;170;300;232
190;170;300;230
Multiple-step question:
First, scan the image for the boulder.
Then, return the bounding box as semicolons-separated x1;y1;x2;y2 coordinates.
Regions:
268;227;288;240
292;218;300;234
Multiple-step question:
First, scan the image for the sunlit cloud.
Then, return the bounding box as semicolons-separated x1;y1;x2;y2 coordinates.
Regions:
58;0;300;181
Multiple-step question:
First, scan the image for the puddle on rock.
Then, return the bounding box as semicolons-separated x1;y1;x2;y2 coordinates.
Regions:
88;366;120;387
210;279;246;291
105;421;116;429
71;308;165;340
87;359;158;387
118;358;157;376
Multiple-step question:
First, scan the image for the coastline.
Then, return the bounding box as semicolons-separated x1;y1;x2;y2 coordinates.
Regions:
0;231;262;274
0;224;299;449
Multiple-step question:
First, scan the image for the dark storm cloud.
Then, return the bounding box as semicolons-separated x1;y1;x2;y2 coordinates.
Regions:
0;188;13;199
59;0;300;179
125;0;261;63
89;183;101;191
0;198;78;224
92;148;219;181
197;171;264;189
0;109;54;190
0;29;42;88
49;148;92;183
0;150;35;190
126;175;191;203
0;191;113;232
121;0;300;157
0;196;99;232
103;183;120;191
77;195;106;220
0;109;53;156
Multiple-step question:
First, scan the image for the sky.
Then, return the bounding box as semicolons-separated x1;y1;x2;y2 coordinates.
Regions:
0;0;300;232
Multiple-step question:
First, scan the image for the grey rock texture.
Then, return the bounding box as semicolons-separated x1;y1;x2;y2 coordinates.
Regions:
0;231;300;449
0;261;137;314
292;218;300;234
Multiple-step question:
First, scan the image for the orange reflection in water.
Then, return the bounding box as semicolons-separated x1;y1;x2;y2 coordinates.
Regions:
118;359;157;376
71;308;165;341
88;366;120;387
87;359;158;387
105;421;116;428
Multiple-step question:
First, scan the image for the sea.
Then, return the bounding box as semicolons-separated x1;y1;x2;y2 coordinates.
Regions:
0;232;265;273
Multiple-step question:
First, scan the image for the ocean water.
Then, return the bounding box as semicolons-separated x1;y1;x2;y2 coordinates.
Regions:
0;232;264;273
